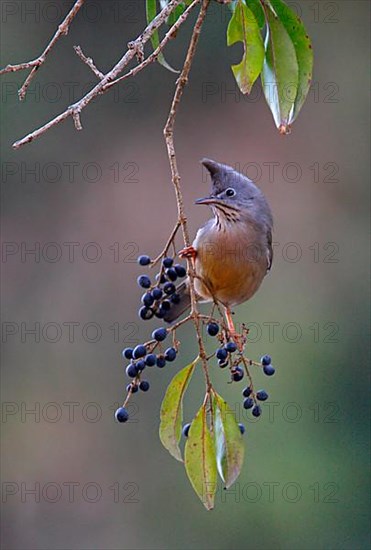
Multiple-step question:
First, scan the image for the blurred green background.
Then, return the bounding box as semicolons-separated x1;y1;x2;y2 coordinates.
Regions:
1;1;370;549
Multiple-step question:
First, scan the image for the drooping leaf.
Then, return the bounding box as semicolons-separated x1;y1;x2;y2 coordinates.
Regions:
159;358;197;461
227;0;265;94
184;400;217;510
229;0;265;29
266;0;313;122
212;391;244;488
261;2;299;133
146;0;179;73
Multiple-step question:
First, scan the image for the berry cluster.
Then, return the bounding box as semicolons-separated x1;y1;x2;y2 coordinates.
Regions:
115;324;179;422
137;255;186;320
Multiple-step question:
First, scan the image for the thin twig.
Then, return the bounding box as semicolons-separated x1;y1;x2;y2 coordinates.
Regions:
11;0;184;149
73;46;104;79
163;0;211;389
151;221;181;266
0;0;85;100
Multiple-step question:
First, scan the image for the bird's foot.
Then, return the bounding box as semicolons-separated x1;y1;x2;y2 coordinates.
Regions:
178;246;197;260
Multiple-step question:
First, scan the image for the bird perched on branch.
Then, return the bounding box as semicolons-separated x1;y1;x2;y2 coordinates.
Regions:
164;158;273;339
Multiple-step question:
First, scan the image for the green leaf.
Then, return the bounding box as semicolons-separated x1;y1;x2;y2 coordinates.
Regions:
159;358;197;462
229;0;265;28
184;400;217;510
146;0;179;73
261;2;299;133
227;0;265;94
212;391;244;488
266;0;313;122
166;2;185;26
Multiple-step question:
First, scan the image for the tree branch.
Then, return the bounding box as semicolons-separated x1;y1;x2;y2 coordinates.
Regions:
11;0;184;149
0;0;85;100
163;0;212;389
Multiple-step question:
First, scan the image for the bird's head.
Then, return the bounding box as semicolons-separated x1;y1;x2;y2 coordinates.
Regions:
196;158;272;227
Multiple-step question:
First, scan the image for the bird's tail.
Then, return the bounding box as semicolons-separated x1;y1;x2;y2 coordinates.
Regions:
163;281;191;323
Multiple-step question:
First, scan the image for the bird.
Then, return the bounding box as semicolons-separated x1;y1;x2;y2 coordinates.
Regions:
163;158;273;339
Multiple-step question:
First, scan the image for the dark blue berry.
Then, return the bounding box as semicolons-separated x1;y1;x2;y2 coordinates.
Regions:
160;300;171;311
261;354;272;366
207;322;219;336
256;390;268;401
171;293;181;304
137;275;151;289
133;345;146;359
139;306;154;320
163;282;176;295
126;383;138;393
139;380;150;392
145;354;157;367
122;347;133;360
243;397;254;409
156;355;166;368
216;348;228;361
156;273;167;284
163;257;173;268
155;308;166;319
226;341;237;353
182;423;191;437
263;364;275;376
136;360;146;372
252;405;262;417
218;359;228;368
164;347;177;362
166;268;178;282
152;287;163;300
126;364;138;378
138;255;151;266
152;327;167;342
238;423;246;435
115;407;129;423
242;386;252;398
142;292;154;307
232;367;244;382
174;264;186;278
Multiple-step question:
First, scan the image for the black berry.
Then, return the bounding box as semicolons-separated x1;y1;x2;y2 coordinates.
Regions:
139;306;154;320
207;322;219;336
137;275;151;289
171;293;181;304
152;287;163;300
263;364;275;376
126;364;138;378
145;354;157;366
232;367;244;382
138;255;151;266
243;397;254;409
226;341;237;353
139;380;150;392
238;423;246;435
216;348;228;361
122;347;133;360
133;345;146;359
136;360;146;372
174;264;186;278
156;355;166;368
218;359;228;368
261;355;272;366
164;347;177;362
163;282;176;295
115;407;129;423
160;300;171;311
163;257;173;268
126;383;138;393
152;327;167;342
256;390;268;401
166;268;178;281
182;423;191;437
252;405;262;417
242;386;252;398
142;292;154;307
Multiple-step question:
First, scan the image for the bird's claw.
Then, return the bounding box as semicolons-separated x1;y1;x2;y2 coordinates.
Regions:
178;246;197;260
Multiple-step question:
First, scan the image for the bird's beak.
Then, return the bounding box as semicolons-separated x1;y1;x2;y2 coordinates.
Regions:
195;195;218;205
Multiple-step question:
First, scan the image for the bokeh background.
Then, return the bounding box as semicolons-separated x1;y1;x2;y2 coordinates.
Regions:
1;1;370;549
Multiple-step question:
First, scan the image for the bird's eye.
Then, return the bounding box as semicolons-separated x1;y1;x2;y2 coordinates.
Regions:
225;188;236;197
